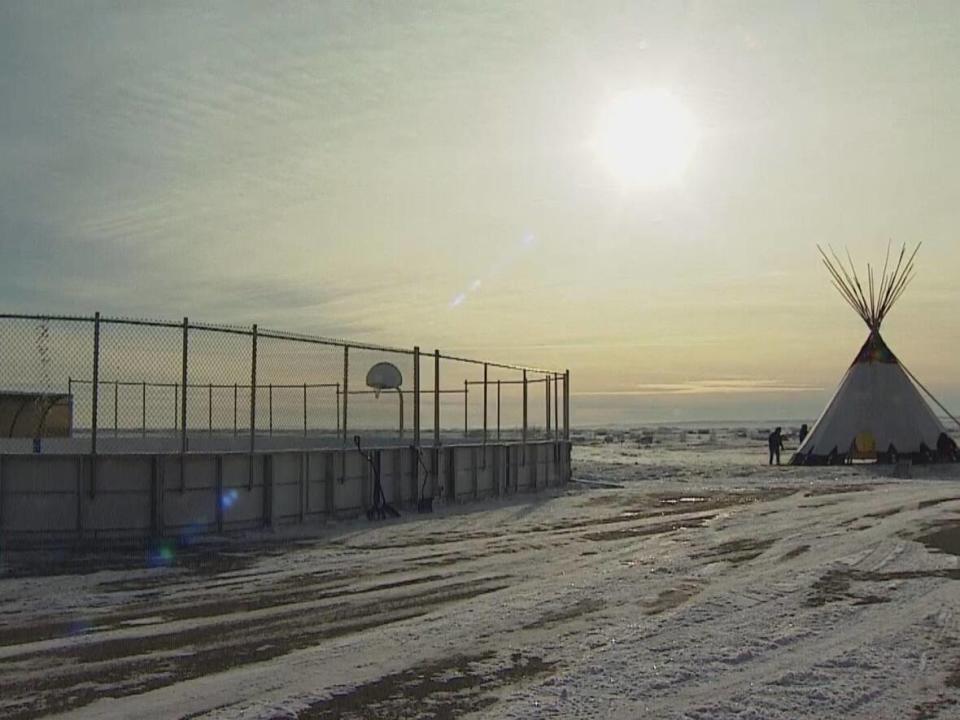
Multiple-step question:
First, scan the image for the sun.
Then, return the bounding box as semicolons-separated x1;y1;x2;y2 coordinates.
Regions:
592;89;699;187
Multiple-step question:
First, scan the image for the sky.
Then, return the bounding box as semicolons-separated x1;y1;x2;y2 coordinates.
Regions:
2;1;960;425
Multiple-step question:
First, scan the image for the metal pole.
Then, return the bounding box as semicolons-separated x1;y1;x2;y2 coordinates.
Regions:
90;312;100;495
546;374;551;438
174;384;178;431
113;380;118;437
249;325;258;490
180;318;188;455
180;317;189;489
522;370;528;464
341;346;349;484
553;373;560;440
269;384;273;436
303;383;308;437
142;381;146;437
67;376;74;446
208;383;213;436
413;346;420;447
564;369;570;441
336;383;340;436
342;346;349;445
250;324;257;453
433;350;440;447
497;379;501;441
464;379;468;437
483;363;488;447
233;383;238;437
397;388;404;441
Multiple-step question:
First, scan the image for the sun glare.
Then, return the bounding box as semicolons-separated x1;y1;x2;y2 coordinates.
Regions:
592;89;699;187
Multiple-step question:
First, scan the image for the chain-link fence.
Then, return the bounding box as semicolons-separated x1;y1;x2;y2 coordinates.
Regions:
0;312;569;455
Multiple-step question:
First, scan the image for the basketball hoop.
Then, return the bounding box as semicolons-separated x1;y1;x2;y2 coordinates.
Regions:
366;362;402;395
365;362;404;439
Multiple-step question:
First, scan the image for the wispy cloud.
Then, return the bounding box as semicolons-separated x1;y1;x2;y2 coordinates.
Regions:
576;379;822;396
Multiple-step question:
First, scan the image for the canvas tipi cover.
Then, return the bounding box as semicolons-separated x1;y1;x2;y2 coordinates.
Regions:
792;332;948;463
791;244;956;465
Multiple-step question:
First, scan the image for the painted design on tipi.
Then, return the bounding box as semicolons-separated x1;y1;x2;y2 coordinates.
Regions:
853;332;896;365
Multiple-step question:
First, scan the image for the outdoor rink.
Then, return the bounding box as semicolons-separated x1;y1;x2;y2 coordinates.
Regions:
2;432;960;720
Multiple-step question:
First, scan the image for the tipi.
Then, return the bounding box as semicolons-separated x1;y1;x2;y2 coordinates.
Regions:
792;244;958;465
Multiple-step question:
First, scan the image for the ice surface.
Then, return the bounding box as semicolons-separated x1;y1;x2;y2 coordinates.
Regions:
2;429;959;719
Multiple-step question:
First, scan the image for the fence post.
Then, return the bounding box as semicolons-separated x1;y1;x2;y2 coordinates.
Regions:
341;345;349;483
142;381;147;437
433;350;441;497
233;383;238;437
482;364;488;470
249;324;257;489
113;380;119;437
208;383;213;437
554;372;559;442
522;370;528;465
336;383;340;436
173;383;178;431
397;389;404;441
463;379;468;438
483;364;488;447
303;383;308;437
497;379;501;441
268;384;273;436
90;312;101;497
342;346;349;445
545;374;551;437
180;317;189;491
413;346;421;447
433;350;440;448
564;369;570;440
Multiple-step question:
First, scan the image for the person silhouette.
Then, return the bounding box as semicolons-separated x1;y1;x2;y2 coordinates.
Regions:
768;427;785;465
936;432;958;462
798;423;809;445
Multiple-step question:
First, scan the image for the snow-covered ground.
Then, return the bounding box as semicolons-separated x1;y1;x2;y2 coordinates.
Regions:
2;431;960;719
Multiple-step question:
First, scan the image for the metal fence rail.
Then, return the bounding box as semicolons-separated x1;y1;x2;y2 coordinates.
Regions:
0;312;570;461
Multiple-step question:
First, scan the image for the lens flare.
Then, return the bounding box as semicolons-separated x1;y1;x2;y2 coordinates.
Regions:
147;540;176;567
221;488;240;509
449;233;537;309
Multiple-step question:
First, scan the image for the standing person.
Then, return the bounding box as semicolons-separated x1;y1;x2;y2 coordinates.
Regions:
798;423;809;445
768;427;785;465
937;432;958;462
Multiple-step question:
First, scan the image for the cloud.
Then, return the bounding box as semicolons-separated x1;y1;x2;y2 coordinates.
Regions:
576;379;822;396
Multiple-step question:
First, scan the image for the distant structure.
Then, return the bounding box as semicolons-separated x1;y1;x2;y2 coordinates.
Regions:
792;244;959;465
0;391;72;438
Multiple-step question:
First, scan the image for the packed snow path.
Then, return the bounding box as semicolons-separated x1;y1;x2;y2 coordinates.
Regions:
2;441;959;719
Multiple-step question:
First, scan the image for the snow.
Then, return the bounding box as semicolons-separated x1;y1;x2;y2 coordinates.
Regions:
2;429;959;719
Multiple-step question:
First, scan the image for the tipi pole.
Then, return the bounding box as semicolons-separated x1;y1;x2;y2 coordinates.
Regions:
900;360;960;433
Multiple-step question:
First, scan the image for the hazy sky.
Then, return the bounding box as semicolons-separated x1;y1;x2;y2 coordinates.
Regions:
3;1;959;423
